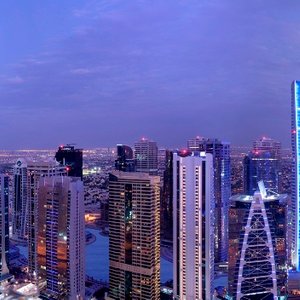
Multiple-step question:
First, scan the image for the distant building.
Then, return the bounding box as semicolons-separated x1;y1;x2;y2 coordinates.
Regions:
187;137;231;263
134;138;158;175
243;137;281;195
173;151;214;300
37;176;85;299
228;183;288;299
187;136;203;151
108;171;160;299
0;175;11;282
27;161;66;283
115;144;135;172
253;136;281;159
55;144;83;179
12;158;28;241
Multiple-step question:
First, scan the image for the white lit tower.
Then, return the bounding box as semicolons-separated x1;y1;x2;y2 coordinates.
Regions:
173;151;214;300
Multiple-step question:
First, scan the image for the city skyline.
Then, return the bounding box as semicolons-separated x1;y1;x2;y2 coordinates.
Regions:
1;0;299;148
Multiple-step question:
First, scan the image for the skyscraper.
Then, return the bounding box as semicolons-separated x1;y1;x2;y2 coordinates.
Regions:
173;151;214;300
55;144;83;179
37;176;85;299
108;171;160;300
292;80;300;269
12;158;28;241
161;150;173;240
0;175;11;282
253;136;281;158
134;138;158;175
187;137;231;264
228;182;288;299
115;144;135;172
243;137;281;195
27;161;66;282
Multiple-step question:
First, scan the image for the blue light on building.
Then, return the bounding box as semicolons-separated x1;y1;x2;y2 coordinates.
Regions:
291;81;300;270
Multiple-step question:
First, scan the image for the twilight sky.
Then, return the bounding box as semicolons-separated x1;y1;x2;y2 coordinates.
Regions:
0;0;299;149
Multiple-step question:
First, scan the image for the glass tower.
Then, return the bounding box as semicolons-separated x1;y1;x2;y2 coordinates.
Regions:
292;80;300;269
108;171;160;299
243;137;281;195
134;138;158;175
188;137;231;263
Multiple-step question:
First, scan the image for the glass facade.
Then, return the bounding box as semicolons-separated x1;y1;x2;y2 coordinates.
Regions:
292;81;300;269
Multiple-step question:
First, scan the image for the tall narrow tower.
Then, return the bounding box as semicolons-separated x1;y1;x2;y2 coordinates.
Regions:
108;171;160;299
291;80;300;269
187;137;231;263
0;175;10;281
173;151;214;300
37;176;85;299
27;161;66;282
12;158;28;241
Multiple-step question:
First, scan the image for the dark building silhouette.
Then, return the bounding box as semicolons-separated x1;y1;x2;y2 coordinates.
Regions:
115;144;135;172
161;150;173;240
55;144;83;179
0;175;10;281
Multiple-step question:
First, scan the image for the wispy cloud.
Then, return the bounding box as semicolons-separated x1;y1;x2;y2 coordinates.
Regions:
0;0;300;147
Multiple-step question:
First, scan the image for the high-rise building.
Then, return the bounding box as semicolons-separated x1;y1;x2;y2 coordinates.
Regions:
292;80;300;269
187;136;203;151
243;137;281;195
173;151;214;300
253;136;281;158
0;175;11;282
134;138;158;175
161;150;173;240
27;161;66;282
228;182;288;299
115;144;135;172
12;158;28;241
55;144;83;179
108;171;160;300
187;137;231;263
37;176;85;299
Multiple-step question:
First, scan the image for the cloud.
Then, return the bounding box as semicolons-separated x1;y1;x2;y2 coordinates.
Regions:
5;76;25;84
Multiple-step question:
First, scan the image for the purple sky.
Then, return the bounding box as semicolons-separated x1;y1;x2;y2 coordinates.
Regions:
1;0;299;149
